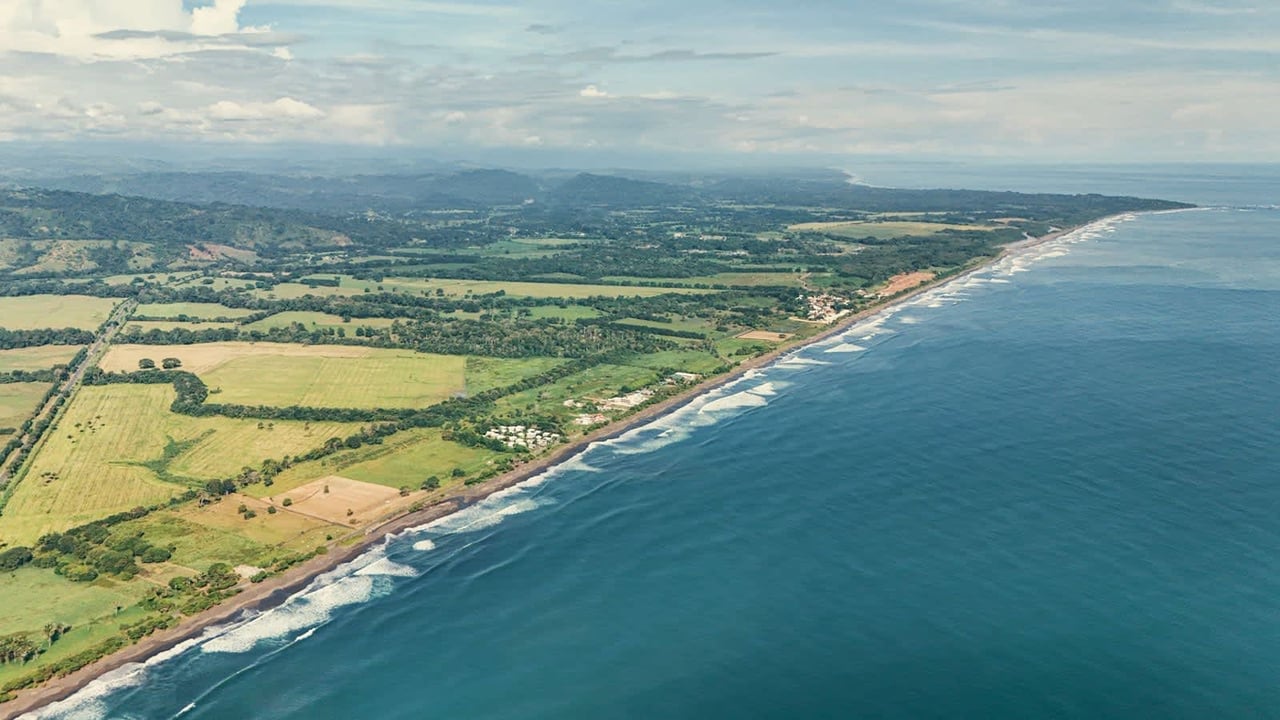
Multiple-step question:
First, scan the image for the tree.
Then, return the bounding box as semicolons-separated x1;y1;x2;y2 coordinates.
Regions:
161;357;182;369
138;358;156;370
421;476;440;491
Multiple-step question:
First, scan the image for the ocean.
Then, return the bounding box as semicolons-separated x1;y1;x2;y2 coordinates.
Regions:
26;169;1280;719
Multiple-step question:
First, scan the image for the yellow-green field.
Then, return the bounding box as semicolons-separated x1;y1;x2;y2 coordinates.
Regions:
0;382;51;429
98;343;562;409
0;345;81;372
0;567;153;685
128;502;334;570
124;320;239;332
250;428;500;496
788;220;995;239
604;272;804;287
527;305;602;321
134;302;257;320
245;311;396;331
0;384;359;544
261;276;715;300
0;295;119;330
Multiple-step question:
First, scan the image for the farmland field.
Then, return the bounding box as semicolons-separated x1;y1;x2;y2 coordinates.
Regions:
264;276;715;299
99;343;563;408
604;271;803;287
0;345;81;372
134;302;257;320
251;428;500;496
0;384;359;544
124;320;239;332
528;304;602;321
0;295;118;330
245;311;396;331
0;382;51;429
787;220;996;239
125;508;326;571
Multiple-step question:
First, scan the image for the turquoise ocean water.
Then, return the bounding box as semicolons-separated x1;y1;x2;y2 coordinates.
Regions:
26;169;1280;719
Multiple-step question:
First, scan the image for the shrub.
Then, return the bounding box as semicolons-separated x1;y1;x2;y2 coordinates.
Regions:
0;547;33;572
141;546;172;563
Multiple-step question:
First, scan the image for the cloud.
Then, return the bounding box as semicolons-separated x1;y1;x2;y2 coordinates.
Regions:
579;85;609;98
191;0;251;36
207;97;325;121
516;46;777;66
0;0;288;60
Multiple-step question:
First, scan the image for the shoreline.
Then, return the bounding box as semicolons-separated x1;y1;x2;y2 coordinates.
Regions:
0;216;1108;719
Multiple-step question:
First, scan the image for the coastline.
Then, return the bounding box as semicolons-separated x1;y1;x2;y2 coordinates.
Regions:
0;216;1108;719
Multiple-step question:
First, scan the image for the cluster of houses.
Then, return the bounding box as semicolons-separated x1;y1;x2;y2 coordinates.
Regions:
484;425;563;450
561;372;703;428
800;293;850;323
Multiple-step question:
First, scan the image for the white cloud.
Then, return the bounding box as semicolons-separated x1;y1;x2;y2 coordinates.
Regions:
0;0;285;60
207;97;325;121
579;85;609;98
191;0;249;35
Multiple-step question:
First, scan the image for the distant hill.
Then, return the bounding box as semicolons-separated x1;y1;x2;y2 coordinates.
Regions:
547;173;698;208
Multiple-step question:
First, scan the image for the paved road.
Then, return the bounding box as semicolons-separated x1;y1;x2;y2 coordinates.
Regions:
0;298;137;483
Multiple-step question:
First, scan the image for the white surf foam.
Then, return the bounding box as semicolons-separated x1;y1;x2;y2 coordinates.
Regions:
412;539;437;552
775;357;832;368
412;482;553;536
824;343;866;353
201;574;379;654
354;557;419;578
20;633;211;720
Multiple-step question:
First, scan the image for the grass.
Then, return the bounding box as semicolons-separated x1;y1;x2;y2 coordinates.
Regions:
99;343;561;409
103;273;184;286
261;276;715;300
245;311;396;331
788;220;996;240
604;272;803;287
527;305;602;321
495;363;661;424
621;349;726;375
0;382;51;430
614;316;720;335
251;429;500;496
0;567;153;686
0;567;149;637
134;302;256;320
139;502;333;569
0;384;359;544
0;295;119;330
125;320;240;333
0;345;81;372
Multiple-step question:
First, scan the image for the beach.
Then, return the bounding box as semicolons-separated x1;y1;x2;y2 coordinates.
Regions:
0;219;1097;719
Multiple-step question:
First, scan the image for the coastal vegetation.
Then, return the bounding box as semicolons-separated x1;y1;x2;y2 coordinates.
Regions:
0;168;1190;703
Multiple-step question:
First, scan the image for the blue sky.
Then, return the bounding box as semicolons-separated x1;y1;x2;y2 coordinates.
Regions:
0;0;1276;163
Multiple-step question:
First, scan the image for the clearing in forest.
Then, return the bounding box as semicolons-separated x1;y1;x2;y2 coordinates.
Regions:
0;295;119;330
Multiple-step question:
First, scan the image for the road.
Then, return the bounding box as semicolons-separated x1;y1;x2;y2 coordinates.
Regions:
0;298;137;483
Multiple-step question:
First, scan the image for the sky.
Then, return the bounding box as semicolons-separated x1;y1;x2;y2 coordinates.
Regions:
0;0;1277;165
